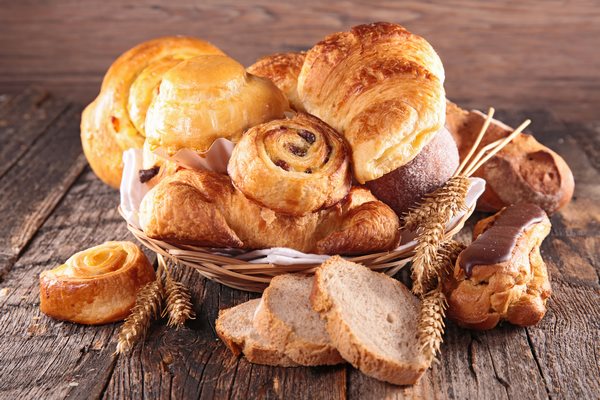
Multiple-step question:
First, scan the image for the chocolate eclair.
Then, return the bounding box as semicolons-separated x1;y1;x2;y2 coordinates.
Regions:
444;203;552;330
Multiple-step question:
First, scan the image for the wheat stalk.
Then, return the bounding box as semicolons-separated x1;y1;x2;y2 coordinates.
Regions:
116;278;164;354
163;276;195;328
418;286;448;362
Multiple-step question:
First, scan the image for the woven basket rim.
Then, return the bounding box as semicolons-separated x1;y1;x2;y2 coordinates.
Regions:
119;205;475;292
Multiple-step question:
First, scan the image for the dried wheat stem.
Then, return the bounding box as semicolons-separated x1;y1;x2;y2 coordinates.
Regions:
454;107;495;177
418;286;448;362
163;275;195;328
116;277;164;354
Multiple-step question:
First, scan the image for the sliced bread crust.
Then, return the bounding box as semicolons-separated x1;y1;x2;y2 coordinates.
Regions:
254;274;344;366
215;299;298;367
311;256;429;385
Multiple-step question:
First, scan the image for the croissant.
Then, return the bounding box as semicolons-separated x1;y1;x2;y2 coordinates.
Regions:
39;241;155;325
81;37;224;188
145;54;289;156
297;22;446;183
247;52;306;111
139;169;400;254
228;113;351;216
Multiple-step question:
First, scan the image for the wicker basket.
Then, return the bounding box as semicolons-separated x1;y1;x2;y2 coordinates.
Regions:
120;205;475;292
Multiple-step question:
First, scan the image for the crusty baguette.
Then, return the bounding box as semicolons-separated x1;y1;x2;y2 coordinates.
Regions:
215;299;298;367
254;274;344;366
445;100;574;214
311;256;428;385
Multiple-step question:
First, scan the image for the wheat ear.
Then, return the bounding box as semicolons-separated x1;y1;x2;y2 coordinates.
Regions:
162;259;195;328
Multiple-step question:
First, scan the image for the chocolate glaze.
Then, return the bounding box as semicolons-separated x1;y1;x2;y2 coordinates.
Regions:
459;203;546;277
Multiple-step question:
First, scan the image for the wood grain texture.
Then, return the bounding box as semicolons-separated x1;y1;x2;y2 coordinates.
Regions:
0;1;599;122
0;82;599;400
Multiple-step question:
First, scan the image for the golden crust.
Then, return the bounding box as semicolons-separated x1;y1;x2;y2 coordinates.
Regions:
39;241;155;325
297;22;446;183
139;169;400;254
81;36;224;188
228;112;351;216
444;209;552;330
445;100;574;214
247;52;306;111
145;55;289;155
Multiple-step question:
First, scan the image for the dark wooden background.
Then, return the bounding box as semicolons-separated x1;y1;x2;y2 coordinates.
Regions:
0;1;599;400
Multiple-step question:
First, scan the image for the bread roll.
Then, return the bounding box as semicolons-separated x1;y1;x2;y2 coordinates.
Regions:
366;127;459;216
139;169;400;255
81;37;224;188
445;101;574;214
228;113;351;216
247;52;306;111
444;203;552;330
298;22;446;183
39;241;155;325
145;55;289;156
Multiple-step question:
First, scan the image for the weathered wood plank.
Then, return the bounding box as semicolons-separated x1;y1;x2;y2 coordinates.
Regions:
1;1;599;122
0;87;69;179
0;104;87;261
103;263;347;400
0;171;128;399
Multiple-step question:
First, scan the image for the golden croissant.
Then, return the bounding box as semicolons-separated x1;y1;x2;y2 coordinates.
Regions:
139;169;400;254
297;22;446;183
39;241;155;325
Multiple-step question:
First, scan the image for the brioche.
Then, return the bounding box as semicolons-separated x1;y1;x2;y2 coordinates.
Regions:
39;241;155;325
366;127;459;216
145;54;288;156
216;299;298;366
81;37;224;188
139;168;400;254
228;112;351;216
298;22;446;183
254;274;343;365
444;203;552;330
247;52;306;111
311;256;429;385
445;101;574;214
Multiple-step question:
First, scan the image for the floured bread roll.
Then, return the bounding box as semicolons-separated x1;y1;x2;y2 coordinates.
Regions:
145;55;289;156
39;241;155;325
247;52;306;111
298;22;446;183
366;127;459;216
228;113;351;216
81;37;224;188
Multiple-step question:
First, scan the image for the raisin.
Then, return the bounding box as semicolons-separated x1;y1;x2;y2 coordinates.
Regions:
139;166;160;183
288;144;307;157
305;168;312;174
297;129;316;144
274;159;290;171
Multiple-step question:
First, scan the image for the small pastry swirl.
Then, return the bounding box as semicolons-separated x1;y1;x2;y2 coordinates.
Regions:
228;113;351;216
39;241;155;325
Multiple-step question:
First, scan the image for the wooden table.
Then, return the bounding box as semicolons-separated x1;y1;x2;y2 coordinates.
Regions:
1;2;599;399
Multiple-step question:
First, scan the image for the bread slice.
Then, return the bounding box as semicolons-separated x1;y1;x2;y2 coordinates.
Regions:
254;274;344;366
311;256;429;385
215;299;298;367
